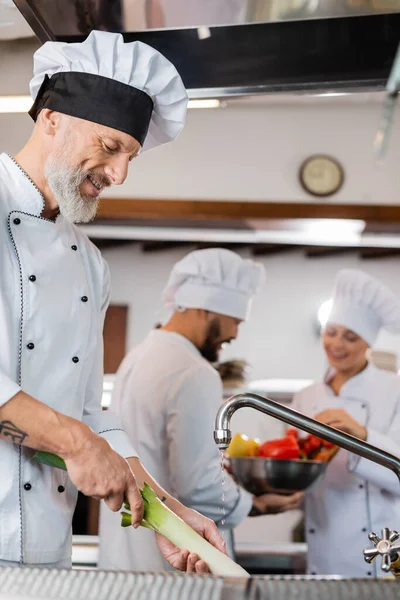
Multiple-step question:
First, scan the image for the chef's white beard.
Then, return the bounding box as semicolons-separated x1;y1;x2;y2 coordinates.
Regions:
44;157;99;224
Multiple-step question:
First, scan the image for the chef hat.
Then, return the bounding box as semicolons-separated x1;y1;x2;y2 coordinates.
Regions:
162;249;265;321
326;269;400;345
28;30;188;151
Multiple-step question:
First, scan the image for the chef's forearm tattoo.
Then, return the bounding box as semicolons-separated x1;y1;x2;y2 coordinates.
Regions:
0;420;28;444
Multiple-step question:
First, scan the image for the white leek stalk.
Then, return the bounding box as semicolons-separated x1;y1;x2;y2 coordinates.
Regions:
122;482;249;577
34;451;249;578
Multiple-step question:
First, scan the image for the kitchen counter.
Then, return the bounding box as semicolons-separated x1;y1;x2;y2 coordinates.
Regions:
71;536;307;574
234;542;307;574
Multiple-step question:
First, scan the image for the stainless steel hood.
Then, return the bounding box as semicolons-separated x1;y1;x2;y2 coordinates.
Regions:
12;0;400;98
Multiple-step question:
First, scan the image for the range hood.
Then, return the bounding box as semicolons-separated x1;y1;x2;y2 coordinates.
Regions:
12;0;400;97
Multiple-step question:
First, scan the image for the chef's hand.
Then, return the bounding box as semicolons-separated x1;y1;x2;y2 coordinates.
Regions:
314;409;367;440
64;432;144;527
156;506;227;573
251;491;304;515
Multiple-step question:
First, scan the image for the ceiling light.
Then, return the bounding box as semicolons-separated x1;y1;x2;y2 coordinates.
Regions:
197;26;211;40
188;99;220;109
0;95;32;113
314;92;350;98
0;95;221;113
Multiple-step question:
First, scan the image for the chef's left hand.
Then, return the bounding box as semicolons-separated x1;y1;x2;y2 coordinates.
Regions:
156;506;226;573
314;408;367;440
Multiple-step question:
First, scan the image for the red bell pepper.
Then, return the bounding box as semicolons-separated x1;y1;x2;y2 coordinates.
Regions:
322;440;335;449
298;433;338;459
286;427;299;439
308;435;322;451
258;436;300;460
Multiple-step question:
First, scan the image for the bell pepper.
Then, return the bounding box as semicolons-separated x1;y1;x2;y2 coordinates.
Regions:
258;435;300;460
314;446;339;462
246;438;261;457
226;433;260;457
298;433;338;459
286;427;299;439
308;435;322;451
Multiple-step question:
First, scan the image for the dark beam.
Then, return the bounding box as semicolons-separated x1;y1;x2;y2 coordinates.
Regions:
195;242;250;251
360;248;400;260
252;244;298;256
304;246;354;258
305;247;400;260
89;238;137;251
141;241;193;253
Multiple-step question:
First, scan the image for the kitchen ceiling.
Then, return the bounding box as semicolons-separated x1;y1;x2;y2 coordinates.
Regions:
11;0;400;98
0;0;34;39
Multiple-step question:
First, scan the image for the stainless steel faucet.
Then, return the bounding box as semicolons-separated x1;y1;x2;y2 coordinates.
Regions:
214;392;400;482
214;392;400;575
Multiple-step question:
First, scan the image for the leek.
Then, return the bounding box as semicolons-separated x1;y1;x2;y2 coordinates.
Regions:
33;451;249;578
33;450;67;470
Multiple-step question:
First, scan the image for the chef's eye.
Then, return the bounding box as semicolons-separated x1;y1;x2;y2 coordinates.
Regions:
345;334;358;343
325;327;336;337
342;329;358;342
103;143;117;154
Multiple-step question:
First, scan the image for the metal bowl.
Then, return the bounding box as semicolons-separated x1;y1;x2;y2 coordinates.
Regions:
229;457;327;495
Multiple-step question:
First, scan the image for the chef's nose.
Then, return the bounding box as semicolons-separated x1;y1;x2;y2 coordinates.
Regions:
104;156;130;185
331;338;345;351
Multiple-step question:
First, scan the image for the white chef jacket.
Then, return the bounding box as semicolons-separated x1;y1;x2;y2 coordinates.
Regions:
292;363;400;578
0;153;137;564
98;329;252;571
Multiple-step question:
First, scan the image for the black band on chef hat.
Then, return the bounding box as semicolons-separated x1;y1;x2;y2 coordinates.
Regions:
28;72;154;147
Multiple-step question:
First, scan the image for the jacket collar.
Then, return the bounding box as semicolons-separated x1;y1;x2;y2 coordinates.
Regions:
1;153;47;217
324;361;377;398
149;329;203;359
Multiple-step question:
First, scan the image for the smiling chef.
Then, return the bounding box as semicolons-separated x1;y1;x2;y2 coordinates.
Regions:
292;269;400;577
0;30;225;570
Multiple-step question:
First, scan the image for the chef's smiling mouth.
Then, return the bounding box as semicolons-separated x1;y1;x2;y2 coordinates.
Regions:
327;350;348;360
219;339;233;350
88;175;103;190
83;173;112;197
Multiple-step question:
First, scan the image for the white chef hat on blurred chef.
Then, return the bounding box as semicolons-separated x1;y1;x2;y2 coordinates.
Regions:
162;249;265;321
326;269;400;346
28;30;188;152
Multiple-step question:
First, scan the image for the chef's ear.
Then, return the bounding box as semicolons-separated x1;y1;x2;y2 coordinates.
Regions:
39;109;62;136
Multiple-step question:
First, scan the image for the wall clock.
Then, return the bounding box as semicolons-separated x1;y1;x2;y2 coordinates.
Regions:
299;155;344;197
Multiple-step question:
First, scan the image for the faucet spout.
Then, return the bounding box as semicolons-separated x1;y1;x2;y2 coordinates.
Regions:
214;393;400;483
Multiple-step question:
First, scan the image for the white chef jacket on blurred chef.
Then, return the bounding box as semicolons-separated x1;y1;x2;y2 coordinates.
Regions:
0;154;136;564
98;329;252;571
293;363;400;578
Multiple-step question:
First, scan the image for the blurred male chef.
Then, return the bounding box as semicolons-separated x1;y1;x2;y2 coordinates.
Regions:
99;249;303;571
0;31;224;571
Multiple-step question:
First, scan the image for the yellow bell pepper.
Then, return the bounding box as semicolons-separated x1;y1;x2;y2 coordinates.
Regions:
226;433;260;457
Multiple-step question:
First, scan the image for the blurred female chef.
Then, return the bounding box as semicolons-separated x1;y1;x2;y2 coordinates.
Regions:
292;269;400;578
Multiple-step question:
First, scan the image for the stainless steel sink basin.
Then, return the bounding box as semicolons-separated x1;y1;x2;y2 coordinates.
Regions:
229;457;327;495
0;568;398;600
